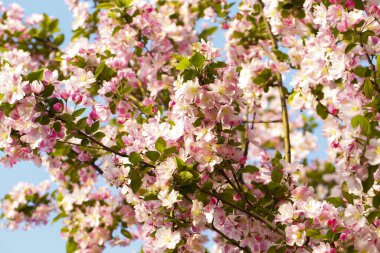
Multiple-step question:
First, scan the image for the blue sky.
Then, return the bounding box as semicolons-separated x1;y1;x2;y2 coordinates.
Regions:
0;1;326;252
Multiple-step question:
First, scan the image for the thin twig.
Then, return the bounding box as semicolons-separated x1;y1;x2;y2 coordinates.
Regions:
243;119;282;124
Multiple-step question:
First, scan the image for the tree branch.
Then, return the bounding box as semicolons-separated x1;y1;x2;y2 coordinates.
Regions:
257;0;292;163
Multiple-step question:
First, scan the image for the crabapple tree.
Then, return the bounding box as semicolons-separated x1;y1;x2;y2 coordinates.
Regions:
0;0;380;252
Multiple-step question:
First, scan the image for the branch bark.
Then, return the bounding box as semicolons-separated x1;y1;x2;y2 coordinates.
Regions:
257;0;292;163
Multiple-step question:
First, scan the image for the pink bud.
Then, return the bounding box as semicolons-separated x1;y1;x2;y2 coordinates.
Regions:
53;102;63;112
221;23;229;30
169;101;176;108
328;106;339;116
331;141;339;148
146;6;153;13
345;0;355;8
60;91;70;100
72;93;83;104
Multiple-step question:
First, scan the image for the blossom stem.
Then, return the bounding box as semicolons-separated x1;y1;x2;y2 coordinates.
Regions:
257;0;291;163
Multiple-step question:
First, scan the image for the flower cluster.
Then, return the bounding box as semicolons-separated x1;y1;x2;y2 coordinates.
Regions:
0;181;52;230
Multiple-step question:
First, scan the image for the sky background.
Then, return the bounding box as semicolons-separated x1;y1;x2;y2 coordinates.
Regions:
0;1;327;253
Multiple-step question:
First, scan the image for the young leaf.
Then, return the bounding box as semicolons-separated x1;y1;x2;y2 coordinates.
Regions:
178;171;194;186
129;152;142;165
326;197;345;207
190;52;206;69
146;151;160;163
351;115;370;136
155;137;166;153
66;238;77;253
363;79;374;98
316;103;328;119
345;43;356;54
176;57;190;71
130;177;142;194
72;108;86;118
96;3;115;9
27;69;44;81
271;167;283;183
199;26;218;40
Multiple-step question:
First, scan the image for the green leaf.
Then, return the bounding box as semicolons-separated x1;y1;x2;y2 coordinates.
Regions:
121;229;132;239
146;151;160;163
353;0;365;10
66;238;77;253
52;212;67;224
199;26;218;40
306;229;321;237
326;197;345;207
130;177;142;194
363;166;376;192
373;192;380;208
345;43;356;54
376;55;380;73
178;171;194;186
95;61;106;78
76;117;88;129
175;157;187;170
27;69;44;82
176;57;190;71
35;115;50;125
363;79;374;98
209;61;227;69
93;131;106;140
54;34;65;45
155;137;166;153
162;146;177;159
72;108;86;118
193;117;204;127
354;66;371;78
190;52;206;69
273;49;289;62
96;3;115;9
202;181;213;191
316;103;328;119
367;210;380;223
351;115;370;136
271;166;283;183
53;122;62;132
238;165;259;175
91;121;100;132
144;190;158;200
41;84;54;97
129;152;141;165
